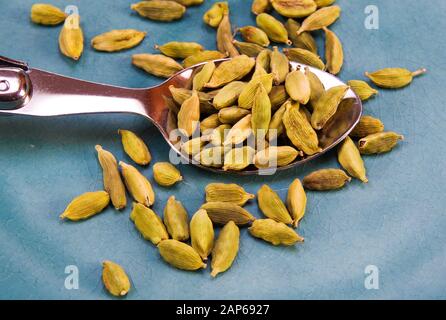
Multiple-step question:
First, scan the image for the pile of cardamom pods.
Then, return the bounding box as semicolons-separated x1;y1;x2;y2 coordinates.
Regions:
29;0;425;297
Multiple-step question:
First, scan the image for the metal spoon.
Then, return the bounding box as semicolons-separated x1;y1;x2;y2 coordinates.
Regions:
0;55;362;175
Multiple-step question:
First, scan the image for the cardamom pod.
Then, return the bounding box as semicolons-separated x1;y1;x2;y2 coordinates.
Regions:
169;0;204;7
153;162;183;187
257;185;293;224
256;13;292;45
305;67;325;106
347;80;378;101
358;132;404;155
223;114;253;146
91;29;146;52
239;26;270;47
233;41;265;57
131;1;186;21
365;68;427;89
130;202;169;244
205;55;255;89
158;240;207;271
324;27;343;75
205;183;255;206
164;196;190;241
287;178;307;227
213;81;247;110
283;101;321;155
155;41;204;59
283;48;325;70
132;54;183;78
256;49;272;72
270;46;290;85
60;191;110;221
254;146;300;169
271;0;317;18
211;221;240;277
239;73;274;109
178;90;200;137
285;19;317;53
201;202;256;225
285;70;311;104
193;62;216;91
169;86;216;115
338;137;368;183
297;5;341;34
217;14;240;58
190;209;214;261
181;137;206;155
252;0;272;15
350;115;384;139
218;107;250;125
223;146;256;171
120;162;155;207
118;129;152;166
249;219;304;246
202;124;231;146
311;85;349;130
183;50;227;68
267;101;287;140
303;168;351;190
269;85;289;110
201;113;221;133
102;261;131;297
203;2;229;27
315;0;336;7
194;146;226;167
95;145;127;210
251;83;272;138
31;4;67;25
59;14;84;61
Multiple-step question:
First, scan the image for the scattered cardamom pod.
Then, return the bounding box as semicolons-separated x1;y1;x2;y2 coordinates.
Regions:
118;130;152;166
217;13;240;58
303;168;351;190
311;85;349;130
190;209;214;261
249;219;304;246
287;178;307;227
95;145;127;210
205;55;255;89
193;62;216;91
203;2;229;27
59;14;84;61
170;0;204;7
130;202;169;244
205;183;255;206
158;240;207;271
238;26;270;47
270;46;290;85
183;50;227;68
211;221;240;277
223;146;256;171
91;29;146;52
163;196;190;241
256;13;292;45
285;19;317;54
257;185;293;224
120;161;155;207
365;68;427;89
315;0;336;8
283;48;325;70
60;191;110;221
218;107;251;125
347;80;378;101
132;54;183;78
131;1;186;21
155;41;204;59
254;146;300;169
286;70;311;104
271;0;317;18
350;115;384;139
324;27;343;75
297;5;341;34
252;0;272;15
177;90;200;137
233;41;265;57
31;3;67;25
102;261;131;297
201;201;256;226
338;137;368;183
153;162;183;187
358;132;404;155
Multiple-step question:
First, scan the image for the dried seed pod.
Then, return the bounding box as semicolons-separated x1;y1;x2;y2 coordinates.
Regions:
249;219;304;246
60;191;110;221
347;80;378;101
358;132;404;155
155;41;204;59
183;50;227;68
267;101;287;140
59;14;84;61
254;146;300;169
31;4;67;25
102;261;131;297
178;90;200;137
239;73;274;109
239;26;271;47
205;183;255;206
315;0;336;8
297;5;341;34
194;146;226;167
256;13;291;45
257;185;293;224
350;115;384;139
303;168;351;190
269;85;289;110
256;49;272;72
158;240;207;271
201;114;221;133
213;81;247;110
233;41;265;57
91;29;146;52
285;19;317;54
252;0;272;15
223;146;256;171
153;162;183;187
181;137;206;156
130;203;169;244
201;202;256;226
190;209;214;261
283;48;325;70
120;162;155;207
305;67;325;106
118;130;152;165
203;2;229;27
211;221;240;277
206;55;255;89
324;27;343;75
271;0;317;18
193;62;216;91
169;86;216;115
131;1;186;21
217;14;240;58
338;137;368;183
218;107;250;125
206;124;232;146
251;83;272;138
132;54;183;78
287;178;307;227
223;114;253;146
170;0;204;7
311;85;349;130
95;145;127;210
365;68;427;89
270;46;290;85
285;70;311;104
164;196;189;241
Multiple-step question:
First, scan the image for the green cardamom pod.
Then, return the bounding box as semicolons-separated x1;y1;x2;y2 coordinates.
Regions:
193;62;216;91
358;132;404;155
120;162;155;207
153;162;183;187
158;240;207;271
305;67;325;107
201;202;255;226
256;13;292;45
297;5;341;34
324;27;343;75
190;209;214;261
252;0;272;15
218;107;251;125
239;73;274;109
287;178;307;227
285;19;317;53
251;83;272;138
254;146;300;169
92;29;146;52
238;26;270;47
311;85;349;130
131;1;186;21
155;41;204;59
365;68;427;89
205;183;255;206
203;2;229;28
223;146;256;171
205;55;255;89
271;0;317;18
31;4;67;25
60;191;110;221
283;48;325;70
102;261;131;297
132;54;183;78
118;129;152;166
257;185;293;224
59;14;84;61
177;90;200;137
164;196;190;241
249;219;304;246
183;50;227;68
223;114;253;146
213;81;247;110
217;14;240;58
211;221;240;277
269;85;289;110
303;168;351;190
285;70;311;104
233;40;265;57
130;203;169;245
350;115;384;139
338;137;368;183
347;80;378;101
270;46;290;85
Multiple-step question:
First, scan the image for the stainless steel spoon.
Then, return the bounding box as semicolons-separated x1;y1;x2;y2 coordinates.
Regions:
0;55;362;175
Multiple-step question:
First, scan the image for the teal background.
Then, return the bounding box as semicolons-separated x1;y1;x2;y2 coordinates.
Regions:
0;0;445;299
